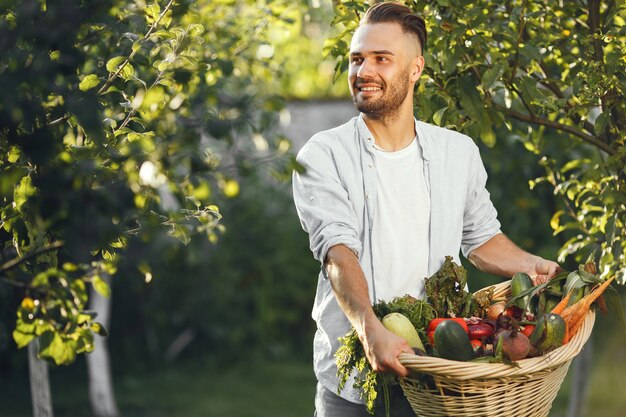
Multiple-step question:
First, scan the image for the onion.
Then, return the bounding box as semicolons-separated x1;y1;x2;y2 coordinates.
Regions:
486;301;506;321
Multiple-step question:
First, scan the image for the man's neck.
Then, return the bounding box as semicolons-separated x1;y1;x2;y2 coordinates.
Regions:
363;109;416;152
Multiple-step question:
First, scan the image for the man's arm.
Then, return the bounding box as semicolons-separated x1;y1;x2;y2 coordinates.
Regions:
325;244;413;377
468;233;561;284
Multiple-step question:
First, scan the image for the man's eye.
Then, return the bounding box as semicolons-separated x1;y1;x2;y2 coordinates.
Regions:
378;57;388;62
351;57;363;64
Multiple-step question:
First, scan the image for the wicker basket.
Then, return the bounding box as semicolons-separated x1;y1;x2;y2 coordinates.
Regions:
398;280;595;417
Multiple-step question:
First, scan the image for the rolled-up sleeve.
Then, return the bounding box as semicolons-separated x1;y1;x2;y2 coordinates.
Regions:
292;141;362;264
461;145;501;257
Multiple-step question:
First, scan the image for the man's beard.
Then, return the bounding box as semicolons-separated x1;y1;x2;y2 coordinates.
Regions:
351;67;411;121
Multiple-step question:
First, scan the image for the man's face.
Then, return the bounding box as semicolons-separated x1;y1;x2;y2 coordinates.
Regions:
348;22;421;120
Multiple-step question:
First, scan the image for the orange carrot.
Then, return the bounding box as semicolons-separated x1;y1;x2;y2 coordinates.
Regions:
561;276;616;342
550;290;573;315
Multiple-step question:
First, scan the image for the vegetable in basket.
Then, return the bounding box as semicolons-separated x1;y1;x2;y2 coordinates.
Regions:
529;313;566;354
336;257;498;413
424;256;493;318
382;312;425;352
432;320;474;361
335;295;435;414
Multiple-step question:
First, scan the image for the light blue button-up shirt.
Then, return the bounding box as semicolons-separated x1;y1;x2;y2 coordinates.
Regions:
292;114;501;403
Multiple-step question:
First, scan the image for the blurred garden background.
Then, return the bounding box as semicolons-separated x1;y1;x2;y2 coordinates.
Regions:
0;0;624;416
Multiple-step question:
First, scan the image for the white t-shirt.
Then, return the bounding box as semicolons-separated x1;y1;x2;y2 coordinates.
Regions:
372;137;430;302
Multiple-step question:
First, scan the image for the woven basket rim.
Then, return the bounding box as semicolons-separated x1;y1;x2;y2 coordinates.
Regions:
399;280;596;380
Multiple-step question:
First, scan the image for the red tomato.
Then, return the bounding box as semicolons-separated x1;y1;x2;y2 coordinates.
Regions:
427;318;469;333
428;330;435;346
521;324;535;338
470;339;483;349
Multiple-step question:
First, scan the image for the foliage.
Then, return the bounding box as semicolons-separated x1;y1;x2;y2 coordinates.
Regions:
108;177;319;364
269;1;350;99
0;0;298;365
327;0;626;282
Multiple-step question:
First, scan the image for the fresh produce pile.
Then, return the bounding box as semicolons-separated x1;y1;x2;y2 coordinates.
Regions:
335;256;624;414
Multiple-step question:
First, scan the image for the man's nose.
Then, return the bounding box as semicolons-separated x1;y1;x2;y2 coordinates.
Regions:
356;58;374;79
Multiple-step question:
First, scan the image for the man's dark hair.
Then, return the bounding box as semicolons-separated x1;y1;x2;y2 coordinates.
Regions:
362;2;427;54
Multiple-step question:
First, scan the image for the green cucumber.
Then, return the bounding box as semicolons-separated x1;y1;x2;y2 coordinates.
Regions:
434;320;474;361
511;272;535;314
529;313;566;354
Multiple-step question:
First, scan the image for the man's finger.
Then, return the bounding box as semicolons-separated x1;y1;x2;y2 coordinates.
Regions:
390;359;410;378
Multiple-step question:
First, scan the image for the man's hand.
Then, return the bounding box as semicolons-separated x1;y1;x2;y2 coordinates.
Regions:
359;320;413;378
530;258;563;285
469;234;563;285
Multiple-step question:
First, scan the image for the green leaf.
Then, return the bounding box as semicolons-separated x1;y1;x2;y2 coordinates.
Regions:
7;146;20;163
12;329;35;349
594;111;610;136
92;275;111;298
106;56;126;73
550;210;565;231
76;313;92;325
146;3;161;21
13;175;36;212
432;107;447;126
564;268;602;295
38;331;76;365
150;29;176;40
91;322;109;337
71;278;88;305
188;23;204;37
520;43;542;62
170;224;191;245
79;74;100;91
481;64;503;90
119;63;134;81
563;271;586;294
604;287;626;335
480;125;496;147
560;158;592;173
75;329;95;354
31;271;50;287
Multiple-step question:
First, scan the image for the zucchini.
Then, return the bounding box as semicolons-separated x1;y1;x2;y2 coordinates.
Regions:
529;313;566;354
382;313;426;352
434;320;474;361
511;272;535;315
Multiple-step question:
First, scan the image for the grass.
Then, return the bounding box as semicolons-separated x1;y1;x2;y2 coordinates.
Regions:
0;357;316;417
112;359;316;417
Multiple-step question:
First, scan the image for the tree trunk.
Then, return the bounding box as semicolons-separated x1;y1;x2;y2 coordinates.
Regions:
28;339;54;417
86;274;120;417
566;338;593;417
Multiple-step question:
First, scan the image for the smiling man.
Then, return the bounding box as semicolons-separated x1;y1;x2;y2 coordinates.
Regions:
292;2;561;416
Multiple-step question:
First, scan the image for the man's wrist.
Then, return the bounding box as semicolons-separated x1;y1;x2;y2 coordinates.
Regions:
357;312;383;341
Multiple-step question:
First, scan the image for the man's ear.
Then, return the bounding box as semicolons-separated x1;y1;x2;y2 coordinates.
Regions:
411;56;425;82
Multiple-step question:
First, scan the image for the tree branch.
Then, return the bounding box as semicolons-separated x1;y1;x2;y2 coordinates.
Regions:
47;115;69;127
0;241;65;274
115;23;190;133
533;67;597;135
494;104;615;155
